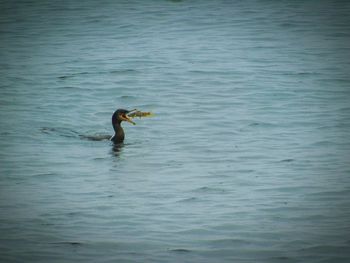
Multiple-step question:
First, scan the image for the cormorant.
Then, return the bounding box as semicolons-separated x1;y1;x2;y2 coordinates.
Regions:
110;109;135;144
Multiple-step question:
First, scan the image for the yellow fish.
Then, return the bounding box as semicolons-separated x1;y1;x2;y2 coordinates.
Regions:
127;109;154;119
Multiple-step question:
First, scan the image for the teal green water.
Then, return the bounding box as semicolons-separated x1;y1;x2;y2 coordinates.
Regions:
1;1;350;262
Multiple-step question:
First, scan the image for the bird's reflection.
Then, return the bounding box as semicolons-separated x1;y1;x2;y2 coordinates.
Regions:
111;143;124;157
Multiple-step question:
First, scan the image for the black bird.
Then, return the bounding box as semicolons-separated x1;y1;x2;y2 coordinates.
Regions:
110;109;135;144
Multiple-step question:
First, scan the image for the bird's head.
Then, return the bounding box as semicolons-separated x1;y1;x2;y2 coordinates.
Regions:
112;109;136;125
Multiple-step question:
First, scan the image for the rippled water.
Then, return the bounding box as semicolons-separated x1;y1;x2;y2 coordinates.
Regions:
1;1;350;262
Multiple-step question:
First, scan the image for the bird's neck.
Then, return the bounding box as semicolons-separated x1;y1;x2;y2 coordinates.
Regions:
112;121;125;143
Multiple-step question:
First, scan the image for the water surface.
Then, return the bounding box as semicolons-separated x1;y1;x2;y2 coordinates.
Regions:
1;1;350;262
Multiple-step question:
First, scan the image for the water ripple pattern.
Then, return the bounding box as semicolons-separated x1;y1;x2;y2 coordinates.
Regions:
1;1;350;262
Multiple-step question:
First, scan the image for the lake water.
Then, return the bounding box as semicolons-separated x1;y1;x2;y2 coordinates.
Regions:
1;1;350;262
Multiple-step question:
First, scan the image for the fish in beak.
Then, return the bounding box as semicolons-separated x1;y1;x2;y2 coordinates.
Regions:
120;112;136;125
127;109;154;118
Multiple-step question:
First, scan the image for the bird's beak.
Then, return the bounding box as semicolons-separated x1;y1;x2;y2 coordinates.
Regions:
120;114;136;125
